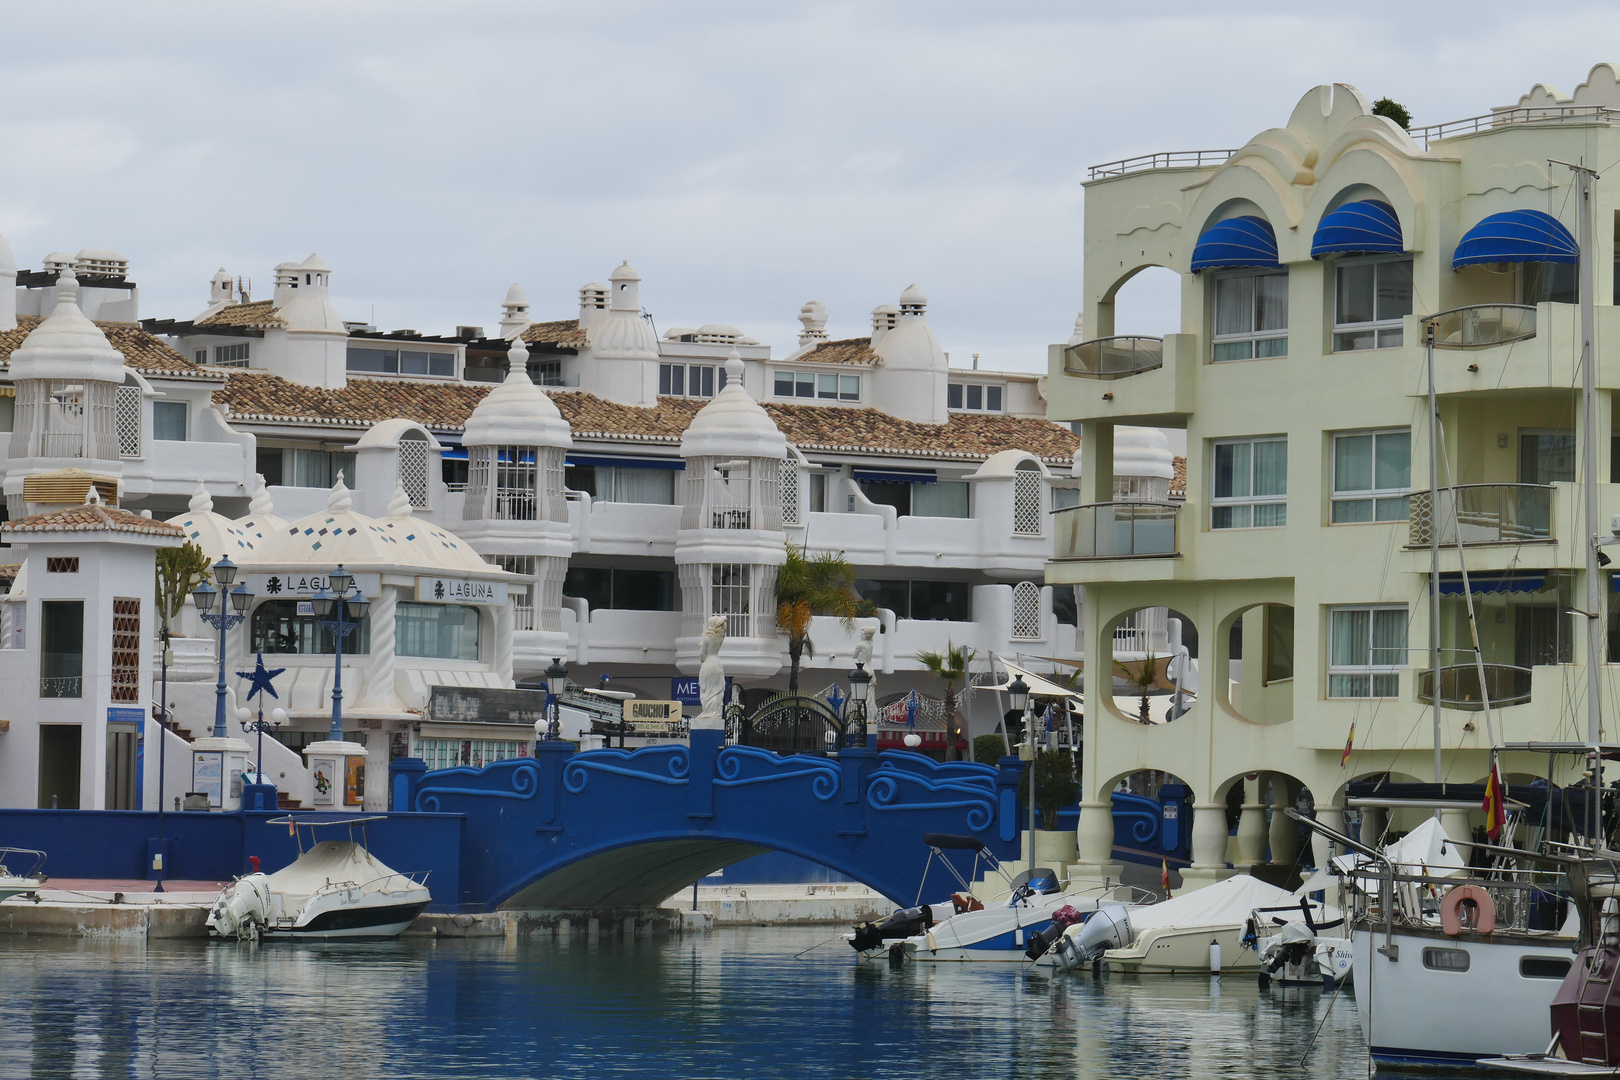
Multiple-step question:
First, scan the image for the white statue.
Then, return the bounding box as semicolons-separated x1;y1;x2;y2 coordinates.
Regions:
695;615;728;730
854;625;878;716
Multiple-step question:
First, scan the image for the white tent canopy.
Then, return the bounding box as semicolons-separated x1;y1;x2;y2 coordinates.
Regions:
974;656;1079;699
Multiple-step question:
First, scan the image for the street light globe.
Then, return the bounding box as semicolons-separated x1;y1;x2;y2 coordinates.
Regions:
271;708;288;724
237;707;251;722
534;719;548;740
904;732;923;749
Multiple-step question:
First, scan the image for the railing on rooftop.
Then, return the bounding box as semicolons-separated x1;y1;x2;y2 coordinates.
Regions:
1063;336;1164;379
1087;150;1236;181
1408;105;1620;148
1421;304;1537;349
1053;501;1179;560
1416;664;1534;710
1408;484;1553;547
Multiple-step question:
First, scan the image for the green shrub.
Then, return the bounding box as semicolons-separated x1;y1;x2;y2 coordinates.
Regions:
973;733;1008;766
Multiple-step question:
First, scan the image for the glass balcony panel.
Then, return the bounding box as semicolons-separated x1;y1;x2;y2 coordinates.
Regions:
1407;485;1552;546
1422;305;1537;349
1054;502;1179;559
1063;336;1164;379
1415;664;1533;709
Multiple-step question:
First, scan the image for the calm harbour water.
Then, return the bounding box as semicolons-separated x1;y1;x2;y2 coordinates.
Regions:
0;926;1381;1080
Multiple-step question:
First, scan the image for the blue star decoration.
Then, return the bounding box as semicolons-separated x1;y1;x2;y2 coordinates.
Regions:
236;653;286;703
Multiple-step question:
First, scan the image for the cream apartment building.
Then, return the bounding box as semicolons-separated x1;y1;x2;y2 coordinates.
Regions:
1047;68;1620;885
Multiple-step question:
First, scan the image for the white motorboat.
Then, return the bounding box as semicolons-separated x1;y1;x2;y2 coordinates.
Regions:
1250;914;1353;988
847;833;1153;962
208;817;430;940
0;847;45;903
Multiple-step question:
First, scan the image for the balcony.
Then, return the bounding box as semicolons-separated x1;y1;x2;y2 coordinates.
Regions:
1063;336;1163;379
1408;485;1552;547
1053;502;1179;560
1422;304;1536;350
1415;664;1534;710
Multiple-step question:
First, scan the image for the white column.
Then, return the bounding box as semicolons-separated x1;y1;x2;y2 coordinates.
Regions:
361;585;397;708
1072;800;1123;882
1268;776;1298;867
494;603;515;686
1235;776;1267;866
1180;802;1236;891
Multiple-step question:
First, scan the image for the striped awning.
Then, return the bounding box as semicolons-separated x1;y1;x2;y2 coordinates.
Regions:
1312;200;1404;258
1190;215;1282;272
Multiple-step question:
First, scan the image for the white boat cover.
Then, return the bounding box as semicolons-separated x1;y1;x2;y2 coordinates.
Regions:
1128;874;1297;931
1328;816;1468;882
266;840;417;908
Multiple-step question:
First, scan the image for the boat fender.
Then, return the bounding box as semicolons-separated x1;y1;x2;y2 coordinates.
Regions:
1439;884;1496;936
1209;939;1221;974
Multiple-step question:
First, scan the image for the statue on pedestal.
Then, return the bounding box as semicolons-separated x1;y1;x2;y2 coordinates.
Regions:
854;625;878;719
695;615;728;730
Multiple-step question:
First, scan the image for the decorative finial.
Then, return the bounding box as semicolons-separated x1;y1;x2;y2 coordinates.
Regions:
724;347;744;385
388;481;413;519
507;338;531;381
85;484;102;506
327;470;353;513
56;267;78;303
188;477;213;515
249;473;275;518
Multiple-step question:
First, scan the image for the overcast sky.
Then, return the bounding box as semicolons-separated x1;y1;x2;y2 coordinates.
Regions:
3;2;1620;373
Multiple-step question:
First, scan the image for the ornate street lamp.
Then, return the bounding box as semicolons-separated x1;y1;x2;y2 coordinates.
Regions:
236;652;287;796
847;663;871;749
193;556;255;739
313;565;369;742
543;657;567;742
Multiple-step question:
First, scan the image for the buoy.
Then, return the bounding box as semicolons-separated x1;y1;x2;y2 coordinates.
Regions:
1440;885;1497;936
1209;938;1221;974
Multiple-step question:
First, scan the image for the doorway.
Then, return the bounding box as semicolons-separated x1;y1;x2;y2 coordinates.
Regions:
38;724;81;809
105;722;138;810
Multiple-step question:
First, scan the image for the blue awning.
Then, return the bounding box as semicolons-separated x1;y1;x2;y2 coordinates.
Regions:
1435;572;1546;595
440;446;468;461
565;454;685;471
853;468;936;484
1190;216;1282;273
1311;200;1404;258
1453;209;1578;268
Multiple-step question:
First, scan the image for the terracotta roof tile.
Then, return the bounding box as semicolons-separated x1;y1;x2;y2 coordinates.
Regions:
0;316;225;380
5;503;185;537
796;337;881;366
194;300;286;329
211;373;1080;461
522;319;587;347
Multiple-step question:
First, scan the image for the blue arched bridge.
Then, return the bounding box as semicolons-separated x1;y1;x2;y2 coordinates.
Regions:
397;731;1024;910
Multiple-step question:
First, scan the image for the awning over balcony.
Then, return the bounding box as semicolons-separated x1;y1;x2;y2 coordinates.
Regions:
1453;209;1578;268
1190;215;1282;272
1311;200;1404;258
852;467;935;484
1433;571;1545;595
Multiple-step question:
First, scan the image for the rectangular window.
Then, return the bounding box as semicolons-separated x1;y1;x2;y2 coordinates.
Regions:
1520;956;1573;979
1333;258;1412;351
660;363;716;398
395;351;454;377
817;373;838;400
948;384;962;409
279;447;356;489
193;349;207;365
948;382;1005;412
1213;269;1288;361
1211;437;1287;529
40;600;84;698
795;372;815;398
347;347;397;374
1520;431;1576;484
1421;947;1471;972
563;567;679;611
855;579;971;622
111;598;140;703
1332;429;1410;523
395;602;480;661
213;343;250;366
415;737;526;771
152;401;188;442
1524;262;1577;305
808;471;828;513
711;564;751;637
1328;605;1406;698
967;384;982;410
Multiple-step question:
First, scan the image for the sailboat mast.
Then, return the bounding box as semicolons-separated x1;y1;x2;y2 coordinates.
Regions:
1427;328;1443;785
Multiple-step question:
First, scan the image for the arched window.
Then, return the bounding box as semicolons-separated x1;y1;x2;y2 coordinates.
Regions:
1013;463;1043;535
1011;581;1042;640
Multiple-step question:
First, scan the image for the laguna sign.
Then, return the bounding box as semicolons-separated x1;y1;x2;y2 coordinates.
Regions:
416;577;508;605
243;573;381;598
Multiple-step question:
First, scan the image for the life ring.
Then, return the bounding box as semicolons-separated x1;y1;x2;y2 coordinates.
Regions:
1440;884;1496;936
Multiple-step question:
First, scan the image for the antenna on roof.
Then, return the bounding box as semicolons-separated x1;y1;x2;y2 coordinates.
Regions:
234;276;251;303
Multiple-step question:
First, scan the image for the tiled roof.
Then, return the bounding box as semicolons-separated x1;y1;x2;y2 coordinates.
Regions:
4;503;185;537
795;337;881;366
0;317;226;380
522;319;587;347
1171;455;1187;497
211;372;1081;461
213;371;490;429
194;300;286;329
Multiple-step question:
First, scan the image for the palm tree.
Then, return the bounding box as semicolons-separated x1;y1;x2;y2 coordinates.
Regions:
916;641;976;760
1121;654;1160;724
774;543;861;695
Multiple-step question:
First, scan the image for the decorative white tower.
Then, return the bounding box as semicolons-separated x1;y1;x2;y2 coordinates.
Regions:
581;262;659;406
4;270;127;516
675;351;788;677
267;254;348;388
499;284;531;341
459;339;574;660
870;285;948;425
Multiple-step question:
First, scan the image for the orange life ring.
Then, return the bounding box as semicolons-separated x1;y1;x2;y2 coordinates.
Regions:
1440;884;1496;936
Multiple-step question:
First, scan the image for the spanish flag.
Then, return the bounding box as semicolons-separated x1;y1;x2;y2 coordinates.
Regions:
1341;723;1355;768
1483;754;1506;841
1161;858;1172;899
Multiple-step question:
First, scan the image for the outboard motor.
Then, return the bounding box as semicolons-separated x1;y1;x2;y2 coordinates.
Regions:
849;904;934;953
1024;905;1088;961
1051;903;1135;971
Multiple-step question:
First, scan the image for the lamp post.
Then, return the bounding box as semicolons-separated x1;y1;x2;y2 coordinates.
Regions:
1008;674;1035;869
237;704;288;786
312;565;369;742
543;657;567;742
192;556;255;739
848;663;870;749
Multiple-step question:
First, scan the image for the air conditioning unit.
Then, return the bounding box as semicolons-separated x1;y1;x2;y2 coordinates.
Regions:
457;325;485;339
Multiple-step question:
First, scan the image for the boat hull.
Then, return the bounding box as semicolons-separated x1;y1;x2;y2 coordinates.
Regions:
1105;924;1255;974
1352;924;1574;1066
259;899;430;939
898;892;1100;963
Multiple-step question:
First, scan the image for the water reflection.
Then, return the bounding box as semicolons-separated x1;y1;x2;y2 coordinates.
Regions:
0;927;1380;1079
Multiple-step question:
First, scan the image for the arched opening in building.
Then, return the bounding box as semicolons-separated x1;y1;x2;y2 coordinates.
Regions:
1104;606;1197;724
1217;602;1294;725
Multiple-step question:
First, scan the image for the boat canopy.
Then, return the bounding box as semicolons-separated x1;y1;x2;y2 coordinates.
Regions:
1311;200;1404;258
1453;209;1579;268
1190;215;1282;273
977;658;1078;699
924;833;989;853
1128;873;1300;931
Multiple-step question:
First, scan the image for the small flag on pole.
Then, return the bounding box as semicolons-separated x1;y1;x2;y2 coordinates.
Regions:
1161;858;1172;899
1483;754;1507;841
1341;723;1356;768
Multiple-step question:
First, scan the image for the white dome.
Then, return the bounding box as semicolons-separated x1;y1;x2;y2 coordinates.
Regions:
898;283;927;309
503;283;528;307
355;418;444;451
10;271;126;385
610;262;640;282
681;352;786;460
169;479;257;561
589;307;659;359
1113;426;1174;480
872;312;945;372
253;475;490;573
463;341;572;448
